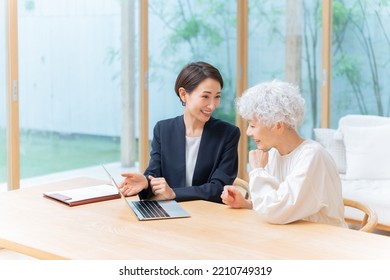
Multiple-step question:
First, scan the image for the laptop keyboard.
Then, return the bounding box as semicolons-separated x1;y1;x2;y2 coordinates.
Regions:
132;200;170;218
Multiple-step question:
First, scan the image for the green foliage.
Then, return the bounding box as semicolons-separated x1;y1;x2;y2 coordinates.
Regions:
104;47;120;65
150;0;228;60
333;1;349;34
333;55;362;83
332;0;390;116
213;107;235;125
24;0;35;11
149;0;237;122
169;17;222;46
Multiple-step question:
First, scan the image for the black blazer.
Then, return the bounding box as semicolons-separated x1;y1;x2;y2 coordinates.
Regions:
139;115;240;203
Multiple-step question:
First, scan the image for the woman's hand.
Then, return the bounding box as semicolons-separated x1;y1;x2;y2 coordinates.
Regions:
221;185;252;209
119;172;148;196
148;175;176;200
249;149;269;170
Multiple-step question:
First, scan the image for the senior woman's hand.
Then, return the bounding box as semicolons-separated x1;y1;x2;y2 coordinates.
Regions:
249;149;269;170
221;185;252;209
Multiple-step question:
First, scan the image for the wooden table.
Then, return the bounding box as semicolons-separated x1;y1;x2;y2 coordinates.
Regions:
1;177;390;260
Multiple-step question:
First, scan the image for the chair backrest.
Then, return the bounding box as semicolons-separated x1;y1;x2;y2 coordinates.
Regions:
343;198;378;233
233;177;250;199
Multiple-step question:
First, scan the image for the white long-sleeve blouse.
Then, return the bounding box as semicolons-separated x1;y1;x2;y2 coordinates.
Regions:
249;139;348;228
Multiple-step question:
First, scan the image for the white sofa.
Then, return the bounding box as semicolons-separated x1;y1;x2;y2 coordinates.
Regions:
314;114;390;232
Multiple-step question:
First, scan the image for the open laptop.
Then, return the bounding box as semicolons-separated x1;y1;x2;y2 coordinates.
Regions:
102;165;190;221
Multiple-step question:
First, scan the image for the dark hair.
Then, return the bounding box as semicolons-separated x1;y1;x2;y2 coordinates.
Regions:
174;61;224;105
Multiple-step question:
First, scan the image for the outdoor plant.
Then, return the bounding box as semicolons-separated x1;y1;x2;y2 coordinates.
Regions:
332;0;390;117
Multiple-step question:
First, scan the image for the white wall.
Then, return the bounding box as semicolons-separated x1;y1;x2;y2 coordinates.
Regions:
17;0;122;136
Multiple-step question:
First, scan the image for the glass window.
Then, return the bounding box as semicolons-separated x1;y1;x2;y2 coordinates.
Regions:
17;0;137;184
331;0;390;126
147;0;237;140
0;0;6;186
248;0;322;140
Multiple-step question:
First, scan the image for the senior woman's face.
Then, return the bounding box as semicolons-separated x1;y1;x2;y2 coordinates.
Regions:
246;118;274;151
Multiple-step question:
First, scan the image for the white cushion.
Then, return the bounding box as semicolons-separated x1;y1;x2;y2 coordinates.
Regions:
314;128;346;174
342;124;390;180
342;178;390;227
335;114;390;140
339;114;390;126
335;115;390;229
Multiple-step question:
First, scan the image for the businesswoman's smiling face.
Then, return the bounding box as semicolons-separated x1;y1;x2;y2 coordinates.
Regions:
182;78;221;123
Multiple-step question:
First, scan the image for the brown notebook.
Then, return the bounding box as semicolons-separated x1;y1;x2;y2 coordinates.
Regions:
43;184;121;206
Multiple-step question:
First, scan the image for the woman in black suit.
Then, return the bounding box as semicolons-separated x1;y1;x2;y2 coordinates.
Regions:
119;62;240;203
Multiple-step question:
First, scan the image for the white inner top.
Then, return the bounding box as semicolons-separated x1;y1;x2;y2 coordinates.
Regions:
185;136;201;187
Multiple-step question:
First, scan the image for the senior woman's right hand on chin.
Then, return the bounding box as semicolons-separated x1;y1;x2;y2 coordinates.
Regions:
249;149;269;170
120;172;148;196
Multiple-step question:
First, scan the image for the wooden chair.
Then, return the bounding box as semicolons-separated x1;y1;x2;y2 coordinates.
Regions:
233;177;250;199
343;198;378;233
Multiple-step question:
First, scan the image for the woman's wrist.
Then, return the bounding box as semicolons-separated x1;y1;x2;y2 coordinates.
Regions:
244;200;253;209
144;175;150;189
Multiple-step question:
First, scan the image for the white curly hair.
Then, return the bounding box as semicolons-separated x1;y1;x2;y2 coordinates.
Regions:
236;80;306;130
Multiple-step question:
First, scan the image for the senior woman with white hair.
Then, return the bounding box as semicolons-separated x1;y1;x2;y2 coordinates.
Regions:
221;80;347;228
